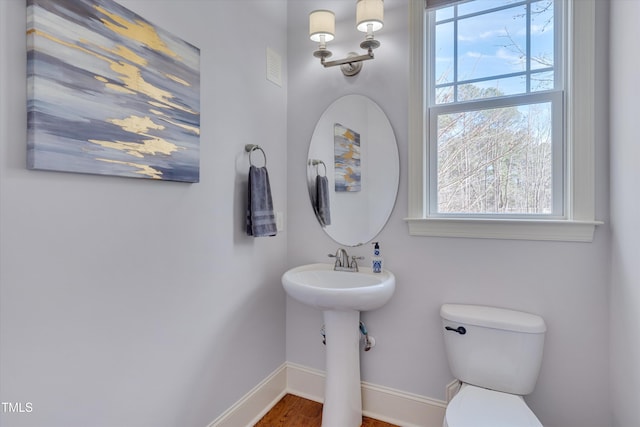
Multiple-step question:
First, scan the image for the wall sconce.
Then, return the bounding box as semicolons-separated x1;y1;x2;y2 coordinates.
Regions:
309;0;384;76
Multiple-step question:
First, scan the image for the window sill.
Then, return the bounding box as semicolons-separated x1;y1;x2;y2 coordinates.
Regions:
405;217;603;242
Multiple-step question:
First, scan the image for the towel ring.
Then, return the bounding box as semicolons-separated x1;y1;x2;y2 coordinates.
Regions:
245;144;267;167
310;159;327;177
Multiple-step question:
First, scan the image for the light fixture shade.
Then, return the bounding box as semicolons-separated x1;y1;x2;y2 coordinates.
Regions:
356;0;384;32
309;10;335;42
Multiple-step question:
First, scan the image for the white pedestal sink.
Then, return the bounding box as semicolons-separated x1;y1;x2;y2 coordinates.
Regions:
282;263;396;427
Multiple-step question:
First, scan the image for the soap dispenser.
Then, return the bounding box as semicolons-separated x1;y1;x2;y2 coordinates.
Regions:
371;242;383;273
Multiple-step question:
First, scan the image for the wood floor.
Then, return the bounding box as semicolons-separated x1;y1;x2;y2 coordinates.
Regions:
254;394;399;427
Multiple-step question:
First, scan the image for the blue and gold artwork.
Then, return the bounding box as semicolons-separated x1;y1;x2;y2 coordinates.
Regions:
334;123;361;192
27;0;201;182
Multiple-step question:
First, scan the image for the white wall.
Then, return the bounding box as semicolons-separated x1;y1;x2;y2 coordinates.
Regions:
0;1;288;426
609;1;640;426
286;2;611;427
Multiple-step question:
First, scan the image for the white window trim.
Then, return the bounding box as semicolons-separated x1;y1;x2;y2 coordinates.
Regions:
406;0;602;242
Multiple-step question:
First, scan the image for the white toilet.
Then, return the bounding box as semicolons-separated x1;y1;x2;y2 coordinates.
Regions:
440;304;547;427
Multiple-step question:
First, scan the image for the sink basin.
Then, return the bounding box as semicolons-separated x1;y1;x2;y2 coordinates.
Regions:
282;263;395;311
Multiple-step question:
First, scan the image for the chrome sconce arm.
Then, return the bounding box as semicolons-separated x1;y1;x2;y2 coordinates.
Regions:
314;49;374;77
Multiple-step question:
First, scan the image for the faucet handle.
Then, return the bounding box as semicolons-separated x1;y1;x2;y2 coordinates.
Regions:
350;256;365;270
328;252;343;267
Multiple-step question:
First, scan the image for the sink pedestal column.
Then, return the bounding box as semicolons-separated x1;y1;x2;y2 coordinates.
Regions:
322;309;362;427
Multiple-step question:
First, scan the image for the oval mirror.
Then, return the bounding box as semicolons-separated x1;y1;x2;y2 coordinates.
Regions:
307;95;399;247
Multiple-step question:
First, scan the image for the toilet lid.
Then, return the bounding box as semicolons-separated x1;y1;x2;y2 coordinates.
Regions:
445;385;543;427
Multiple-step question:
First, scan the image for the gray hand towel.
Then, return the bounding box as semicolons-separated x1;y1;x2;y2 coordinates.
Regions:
246;165;277;237
316;175;331;227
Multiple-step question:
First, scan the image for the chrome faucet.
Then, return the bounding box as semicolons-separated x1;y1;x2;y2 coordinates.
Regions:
328;248;363;272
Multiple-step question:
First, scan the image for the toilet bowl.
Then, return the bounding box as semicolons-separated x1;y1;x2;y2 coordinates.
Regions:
443;383;542;427
440;304;546;427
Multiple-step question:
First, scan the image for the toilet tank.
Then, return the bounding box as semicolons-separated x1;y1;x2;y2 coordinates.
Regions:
440;304;546;396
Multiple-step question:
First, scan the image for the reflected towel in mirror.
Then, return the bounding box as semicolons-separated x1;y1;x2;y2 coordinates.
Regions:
246;165;277;237
316;175;331;226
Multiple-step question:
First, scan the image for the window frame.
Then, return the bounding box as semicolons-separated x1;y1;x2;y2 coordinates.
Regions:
407;0;602;242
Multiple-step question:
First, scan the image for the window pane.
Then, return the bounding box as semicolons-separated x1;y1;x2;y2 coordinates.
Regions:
436;102;553;214
436;85;455;104
530;0;555;72
435;6;453;22
531;70;554;92
457;5;527;82
435;21;454;87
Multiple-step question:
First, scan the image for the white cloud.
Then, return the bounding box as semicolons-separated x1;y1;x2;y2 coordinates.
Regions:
495;47;523;64
436;55;454;63
459;28;509;42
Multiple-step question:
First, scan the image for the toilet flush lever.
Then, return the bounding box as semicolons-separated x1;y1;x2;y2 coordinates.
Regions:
445;326;467;335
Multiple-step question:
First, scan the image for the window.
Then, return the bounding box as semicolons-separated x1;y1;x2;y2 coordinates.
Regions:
430;0;562;217
407;0;601;241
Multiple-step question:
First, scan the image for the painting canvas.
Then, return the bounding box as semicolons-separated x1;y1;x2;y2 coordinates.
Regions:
334;123;361;192
27;0;201;182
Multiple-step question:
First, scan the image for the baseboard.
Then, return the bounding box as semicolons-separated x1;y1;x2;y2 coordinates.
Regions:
208;363;288;427
445;379;461;402
286;362;446;427
209;362;447;427
361;381;447;427
284;362;326;403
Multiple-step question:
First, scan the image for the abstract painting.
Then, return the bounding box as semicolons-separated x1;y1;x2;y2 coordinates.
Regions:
27;0;201;182
334;123;361;192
